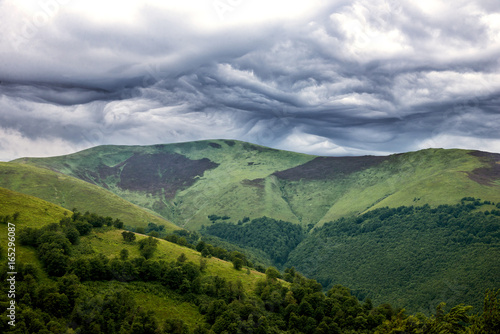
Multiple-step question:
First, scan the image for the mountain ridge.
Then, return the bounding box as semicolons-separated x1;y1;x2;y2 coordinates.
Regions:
11;140;500;230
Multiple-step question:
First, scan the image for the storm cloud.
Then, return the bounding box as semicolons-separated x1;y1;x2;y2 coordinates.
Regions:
1;0;499;160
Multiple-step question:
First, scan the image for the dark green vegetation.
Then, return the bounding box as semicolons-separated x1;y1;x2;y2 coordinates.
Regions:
1;202;499;333
204;217;304;266
13;141;500;230
199;200;500;313
287;199;500;314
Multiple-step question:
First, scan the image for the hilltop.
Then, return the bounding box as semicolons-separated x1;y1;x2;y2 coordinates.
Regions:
13;140;500;230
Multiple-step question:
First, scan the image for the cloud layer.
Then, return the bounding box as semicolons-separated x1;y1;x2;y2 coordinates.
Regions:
1;0;499;160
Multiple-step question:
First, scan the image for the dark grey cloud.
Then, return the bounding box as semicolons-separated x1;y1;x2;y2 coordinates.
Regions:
0;0;499;160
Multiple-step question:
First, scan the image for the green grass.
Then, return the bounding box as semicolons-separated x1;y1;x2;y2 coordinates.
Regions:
0;187;71;280
0;163;179;232
0;188;275;330
88;229;271;294
83;280;206;331
72;228;280;330
14;142;500;232
316;149;500;225
14;140;315;229
0;186;72;226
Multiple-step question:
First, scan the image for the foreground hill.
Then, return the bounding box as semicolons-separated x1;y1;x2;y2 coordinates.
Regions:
0;189;270;332
2;190;498;333
13;140;500;230
0;162;179;232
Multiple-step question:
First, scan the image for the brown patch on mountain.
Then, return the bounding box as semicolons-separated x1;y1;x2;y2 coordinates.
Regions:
241;178;265;189
467;151;500;186
209;142;222;149
88;152;218;198
273;156;389;181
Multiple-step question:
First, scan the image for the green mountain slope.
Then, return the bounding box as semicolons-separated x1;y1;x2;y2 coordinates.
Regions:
14;140;315;229
0;187;71;270
14;141;500;230
1;189;499;333
0;188;270;332
0;162;179;232
0;186;71;227
2;142;500;330
286;200;500;313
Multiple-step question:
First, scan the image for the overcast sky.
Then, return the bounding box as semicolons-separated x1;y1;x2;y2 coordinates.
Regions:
1;0;500;161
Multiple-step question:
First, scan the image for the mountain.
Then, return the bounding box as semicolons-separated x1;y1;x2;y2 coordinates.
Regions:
2;188;498;333
4;140;500;314
286;200;500;313
0;162;179;232
13;140;500;230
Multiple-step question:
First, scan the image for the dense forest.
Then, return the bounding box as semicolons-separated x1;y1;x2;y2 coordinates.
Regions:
287;199;500;313
1;208;500;333
204;217;305;266
200;199;500;314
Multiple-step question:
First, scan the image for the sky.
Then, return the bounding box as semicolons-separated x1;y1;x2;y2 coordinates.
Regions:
1;0;500;161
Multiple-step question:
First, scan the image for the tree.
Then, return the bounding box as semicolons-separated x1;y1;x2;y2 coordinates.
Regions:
177;253;187;263
196;240;207;252
122;231;136;242
119;248;129;260
41;248;69;276
469;289;500;333
201;248;211;258
64;227;80;245
138;236;159;259
199;258;208;272
162;319;189;334
149;231;160;238
265;267;281;281
75;221;92;236
113;219;124;229
232;258;243;270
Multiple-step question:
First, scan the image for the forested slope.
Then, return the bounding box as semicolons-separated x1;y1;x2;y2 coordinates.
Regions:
287;199;500;313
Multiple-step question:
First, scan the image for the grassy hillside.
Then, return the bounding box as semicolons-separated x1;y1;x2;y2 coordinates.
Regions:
0;186;72;227
276;149;500;226
14;140;315;229
0;187;71;272
0;162;179;232
0;188;270;332
14;141;500;231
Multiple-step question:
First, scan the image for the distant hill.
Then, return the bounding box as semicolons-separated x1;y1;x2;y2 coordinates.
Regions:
0;162;179;232
13;140;500;230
